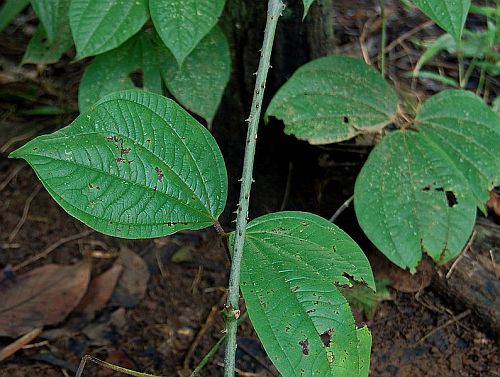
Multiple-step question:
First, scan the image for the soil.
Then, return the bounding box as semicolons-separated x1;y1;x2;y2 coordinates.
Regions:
0;1;499;376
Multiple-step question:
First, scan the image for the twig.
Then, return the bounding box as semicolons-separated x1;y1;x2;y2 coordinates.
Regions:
490;250;499;280
190;311;249;377
446;230;477;279
417;310;471;344
8;183;42;242
0;327;43;362
384;20;433;53
279;161;293;211
12;229;94;272
184;303;220;370
75;355;162;377
329;195;354;223
0;163;25;192
0;129;39;153
238;342;278;376
223;2;284;377
359;13;379;65
379;0;386;77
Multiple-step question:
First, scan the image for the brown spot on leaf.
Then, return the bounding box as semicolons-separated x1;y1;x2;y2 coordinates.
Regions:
299;339;309;355
155;167;164;182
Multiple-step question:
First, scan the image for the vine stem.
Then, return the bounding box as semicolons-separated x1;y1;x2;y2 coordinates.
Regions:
223;1;284;376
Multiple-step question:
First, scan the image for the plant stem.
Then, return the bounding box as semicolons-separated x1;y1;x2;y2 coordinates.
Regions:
457;38;465;88
379;0;386;78
222;1;284;376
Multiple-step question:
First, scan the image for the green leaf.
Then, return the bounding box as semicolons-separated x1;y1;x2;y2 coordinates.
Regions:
341;279;391;319
236;211;374;377
266;55;399;144
356;326;372;377
302;0;315;18
407;70;459;87
149;0;226;65
157;26;231;125
69;0;148;59
10;90;228;239
79;32;162;112
0;0;30;33
355;90;500;271
412;0;471;40
30;0;69;43
22;23;73;64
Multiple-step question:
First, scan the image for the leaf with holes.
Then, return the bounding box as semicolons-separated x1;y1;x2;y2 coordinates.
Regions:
150;0;226;66
413;0;471;40
266;55;399;144
30;0;69;44
23;0;73;64
157;26;231;125
22;23;73;64
10;90;228;239
69;0;148;59
79;32;162;112
234;211;374;377
355;90;500;272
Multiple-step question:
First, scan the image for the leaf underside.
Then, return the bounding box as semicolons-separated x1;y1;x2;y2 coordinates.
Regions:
11;90;228;239
69;0;148;59
149;0;226;66
266;55;399;144
236;211;374;377
412;0;471;40
355;90;500;271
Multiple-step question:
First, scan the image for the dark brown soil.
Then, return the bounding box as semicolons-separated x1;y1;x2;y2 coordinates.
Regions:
1;1;498;376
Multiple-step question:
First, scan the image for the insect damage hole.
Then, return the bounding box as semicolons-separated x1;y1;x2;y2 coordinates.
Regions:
299;339;309;355
343;116;349;124
128;68;144;88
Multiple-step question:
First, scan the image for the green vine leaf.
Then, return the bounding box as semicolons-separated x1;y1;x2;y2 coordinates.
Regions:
266;55;399;144
302;0;315;18
157;26;231;125
234;211;374;377
69;0;148;59
149;0;226;66
78;33;162;112
10;90;228;239
23;0;73;64
355;90;500;272
22;23;73;64
412;0;471;41
0;0;30;33
30;0;68;43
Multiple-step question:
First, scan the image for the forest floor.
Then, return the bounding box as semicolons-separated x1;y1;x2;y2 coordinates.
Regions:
0;1;499;376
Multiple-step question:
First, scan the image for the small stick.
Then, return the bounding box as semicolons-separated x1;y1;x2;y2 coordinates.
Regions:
0;163;25;192
384;20;433;53
446;230;476;279
417;310;471;344
184;303;220;370
12;229;94;272
329;195;354;223
8;184;42;241
279;161;293;211
490;250;499;280
0;327;43;362
75;355;162;377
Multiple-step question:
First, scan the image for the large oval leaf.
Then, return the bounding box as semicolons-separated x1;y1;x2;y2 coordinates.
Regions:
79;32;162;112
30;0;69;44
149;0;226;66
413;0;471;41
266;55;399;144
157;26;231;125
10;90;228;239
355;90;499;271
235;211;374;377
69;0;148;59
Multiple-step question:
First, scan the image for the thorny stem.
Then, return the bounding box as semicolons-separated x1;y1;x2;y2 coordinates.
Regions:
379;0;386;78
223;1;284;376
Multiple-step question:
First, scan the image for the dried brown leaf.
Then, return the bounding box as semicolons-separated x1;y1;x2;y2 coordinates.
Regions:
75;264;123;319
0;260;91;337
111;248;149;308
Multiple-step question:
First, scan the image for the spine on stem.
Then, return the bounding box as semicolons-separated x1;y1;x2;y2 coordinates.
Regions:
222;1;285;376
